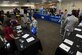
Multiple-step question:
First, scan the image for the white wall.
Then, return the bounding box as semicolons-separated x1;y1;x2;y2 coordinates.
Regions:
61;0;82;10
0;7;20;13
0;3;35;13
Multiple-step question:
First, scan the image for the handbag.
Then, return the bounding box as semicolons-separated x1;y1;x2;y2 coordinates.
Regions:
31;26;37;35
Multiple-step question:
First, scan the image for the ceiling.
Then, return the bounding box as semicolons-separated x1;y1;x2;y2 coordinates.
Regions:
0;0;26;4
0;0;58;4
0;0;81;4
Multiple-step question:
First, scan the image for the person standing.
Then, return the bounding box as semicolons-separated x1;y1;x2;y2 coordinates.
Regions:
0;21;4;42
0;10;4;23
63;10;79;39
79;10;82;23
60;9;68;36
22;14;31;30
30;16;38;36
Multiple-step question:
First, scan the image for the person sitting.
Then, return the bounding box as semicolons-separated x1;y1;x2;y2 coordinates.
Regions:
10;15;18;27
16;12;21;23
3;20;18;52
6;11;11;19
0;29;4;42
0;21;4;42
0;11;4;23
0;21;3;30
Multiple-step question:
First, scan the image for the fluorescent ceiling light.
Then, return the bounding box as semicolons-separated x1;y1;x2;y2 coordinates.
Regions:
23;4;32;6
23;4;35;8
11;4;19;6
1;4;9;6
0;4;19;7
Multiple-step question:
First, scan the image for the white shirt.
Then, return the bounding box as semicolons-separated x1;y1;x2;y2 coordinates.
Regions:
30;20;38;28
64;15;79;32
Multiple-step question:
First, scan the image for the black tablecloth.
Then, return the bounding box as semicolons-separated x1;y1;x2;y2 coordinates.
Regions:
0;25;43;55
15;37;42;55
55;27;82;55
14;26;42;55
0;41;13;55
0;40;5;55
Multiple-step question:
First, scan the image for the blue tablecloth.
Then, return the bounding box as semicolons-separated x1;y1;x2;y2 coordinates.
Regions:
34;13;61;24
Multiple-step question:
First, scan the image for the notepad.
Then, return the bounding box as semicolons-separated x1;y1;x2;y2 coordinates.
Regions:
16;25;22;29
22;34;29;38
7;43;10;47
76;34;82;39
74;28;81;31
59;43;70;52
17;30;22;33
76;51;82;55
64;39;74;46
26;37;35;43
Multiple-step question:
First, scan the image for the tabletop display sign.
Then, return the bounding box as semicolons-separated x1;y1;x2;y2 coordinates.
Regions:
26;37;35;43
22;34;29;38
59;43;71;52
74;28;81;31
76;34;82;39
76;51;82;55
64;39;74;46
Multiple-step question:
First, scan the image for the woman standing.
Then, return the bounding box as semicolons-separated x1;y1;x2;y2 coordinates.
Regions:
0;10;4;23
30;16;38;36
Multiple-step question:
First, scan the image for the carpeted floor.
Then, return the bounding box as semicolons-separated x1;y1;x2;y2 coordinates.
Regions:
37;19;62;55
